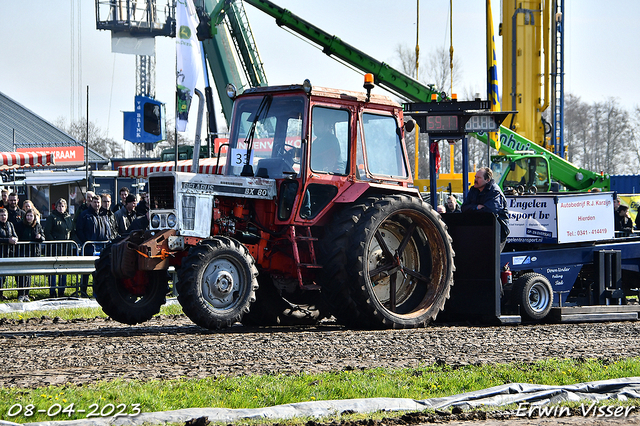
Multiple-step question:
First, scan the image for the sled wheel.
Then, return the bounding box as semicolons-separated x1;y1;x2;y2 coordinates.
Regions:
513;272;553;321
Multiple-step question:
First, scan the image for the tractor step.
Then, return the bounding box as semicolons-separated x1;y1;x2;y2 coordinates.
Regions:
299;263;322;269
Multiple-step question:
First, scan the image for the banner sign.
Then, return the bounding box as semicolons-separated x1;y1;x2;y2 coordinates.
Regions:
556;193;615;243
506;195;557;244
506;193;615;244
175;0;201;132
123;96;165;144
17;146;84;164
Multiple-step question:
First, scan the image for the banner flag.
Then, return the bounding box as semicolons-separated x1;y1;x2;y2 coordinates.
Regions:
487;0;501;151
176;0;201;132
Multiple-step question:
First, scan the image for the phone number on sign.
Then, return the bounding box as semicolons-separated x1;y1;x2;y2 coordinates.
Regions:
567;228;608;237
7;403;141;419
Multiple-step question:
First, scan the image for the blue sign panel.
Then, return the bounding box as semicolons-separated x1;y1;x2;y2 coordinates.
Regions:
123;96;166;144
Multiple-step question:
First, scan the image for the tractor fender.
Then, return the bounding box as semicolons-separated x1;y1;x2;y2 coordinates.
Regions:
333;182;419;203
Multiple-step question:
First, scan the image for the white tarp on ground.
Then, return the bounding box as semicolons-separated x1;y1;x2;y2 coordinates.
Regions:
0;298;100;313
18;377;640;426
0;298;180;313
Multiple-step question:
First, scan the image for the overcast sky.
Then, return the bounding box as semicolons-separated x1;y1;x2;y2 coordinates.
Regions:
1;0;638;154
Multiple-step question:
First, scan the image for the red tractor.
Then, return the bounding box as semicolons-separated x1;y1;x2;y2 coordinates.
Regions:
94;77;454;329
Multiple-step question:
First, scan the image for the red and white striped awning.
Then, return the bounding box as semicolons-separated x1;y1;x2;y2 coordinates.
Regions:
0;152;55;169
118;158;224;178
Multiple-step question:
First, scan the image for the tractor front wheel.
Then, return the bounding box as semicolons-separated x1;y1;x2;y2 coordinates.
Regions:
177;237;258;329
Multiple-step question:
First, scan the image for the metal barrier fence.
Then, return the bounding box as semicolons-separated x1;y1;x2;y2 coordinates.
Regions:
0;240;105;299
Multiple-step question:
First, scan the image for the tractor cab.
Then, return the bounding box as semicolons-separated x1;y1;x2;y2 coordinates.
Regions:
491;154;551;194
224;79;413;224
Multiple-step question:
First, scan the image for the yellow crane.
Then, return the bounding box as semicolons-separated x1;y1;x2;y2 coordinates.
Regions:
501;0;551;149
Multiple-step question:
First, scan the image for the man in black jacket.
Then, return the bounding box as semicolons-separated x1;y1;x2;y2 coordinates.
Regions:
0;207;17;294
76;195;111;296
445;195;461;213
462;167;510;249
6;193;24;229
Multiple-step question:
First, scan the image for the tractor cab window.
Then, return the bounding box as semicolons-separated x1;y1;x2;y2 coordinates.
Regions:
310;107;349;174
500;157;550;192
227;95;304;179
502;158;530;189
362;113;408;178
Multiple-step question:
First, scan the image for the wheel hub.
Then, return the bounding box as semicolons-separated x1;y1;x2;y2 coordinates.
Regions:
529;284;549;312
212;271;234;295
203;259;241;308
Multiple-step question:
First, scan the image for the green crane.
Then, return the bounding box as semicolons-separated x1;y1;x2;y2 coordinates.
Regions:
240;0;609;193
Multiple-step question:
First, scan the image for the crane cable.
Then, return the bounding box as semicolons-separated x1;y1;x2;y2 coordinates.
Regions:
449;0;454;94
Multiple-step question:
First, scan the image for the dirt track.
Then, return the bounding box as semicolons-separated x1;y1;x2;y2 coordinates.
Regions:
1;315;639;389
2;316;640;425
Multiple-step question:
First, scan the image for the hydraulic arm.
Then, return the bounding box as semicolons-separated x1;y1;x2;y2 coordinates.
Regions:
242;0;442;103
238;0;607;192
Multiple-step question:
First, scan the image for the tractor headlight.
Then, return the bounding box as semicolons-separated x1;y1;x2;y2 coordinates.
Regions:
150;214;160;229
167;213;177;228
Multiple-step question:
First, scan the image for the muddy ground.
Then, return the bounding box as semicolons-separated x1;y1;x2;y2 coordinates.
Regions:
1;316;639;424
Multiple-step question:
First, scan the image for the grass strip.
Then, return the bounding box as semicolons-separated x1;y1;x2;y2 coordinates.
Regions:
1;358;639;423
0;301;184;321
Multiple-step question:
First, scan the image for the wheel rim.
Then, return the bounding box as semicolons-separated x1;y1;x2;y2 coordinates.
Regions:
368;221;421;308
365;209;448;316
528;282;551;312
202;256;245;310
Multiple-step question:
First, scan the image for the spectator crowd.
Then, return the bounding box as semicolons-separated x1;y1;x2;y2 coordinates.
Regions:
0;187;150;302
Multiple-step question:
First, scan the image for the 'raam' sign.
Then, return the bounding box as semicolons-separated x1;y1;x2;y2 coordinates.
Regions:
17;146;84;164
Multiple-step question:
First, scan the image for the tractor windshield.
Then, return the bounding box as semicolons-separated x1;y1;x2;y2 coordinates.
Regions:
361;112;408;178
226;95;305;179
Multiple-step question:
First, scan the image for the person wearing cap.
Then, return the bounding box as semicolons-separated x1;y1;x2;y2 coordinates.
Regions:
114;193;138;236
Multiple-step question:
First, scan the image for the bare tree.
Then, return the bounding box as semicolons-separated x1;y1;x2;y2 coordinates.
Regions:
395;44;462;94
55;117;125;159
632;106;640;165
424;47;463;95
564;94;591;165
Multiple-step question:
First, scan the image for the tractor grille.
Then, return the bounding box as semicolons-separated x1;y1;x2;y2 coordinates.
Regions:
182;195;196;230
149;176;175;209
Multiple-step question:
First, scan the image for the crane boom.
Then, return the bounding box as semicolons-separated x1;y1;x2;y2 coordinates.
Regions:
238;0;608;192
242;0;441;103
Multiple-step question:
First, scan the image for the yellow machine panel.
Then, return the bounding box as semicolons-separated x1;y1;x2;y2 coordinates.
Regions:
501;0;550;148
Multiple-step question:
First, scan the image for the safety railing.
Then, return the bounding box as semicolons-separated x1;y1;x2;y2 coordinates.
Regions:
0;240;105;299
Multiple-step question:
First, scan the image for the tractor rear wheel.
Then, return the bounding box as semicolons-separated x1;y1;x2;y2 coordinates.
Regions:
94;242;168;325
177;237;258;329
513;273;553;321
320;195;454;329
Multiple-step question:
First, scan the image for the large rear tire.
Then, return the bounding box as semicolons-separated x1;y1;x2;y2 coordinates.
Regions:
94;242;168;325
319;195;454;329
177;237;258;329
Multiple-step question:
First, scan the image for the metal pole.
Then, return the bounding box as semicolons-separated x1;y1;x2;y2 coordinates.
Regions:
415;0;419;80
414;0;420;180
462;136;470;200
85;86;89;188
429;137;437;208
174;91;178;169
191;89;205;173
